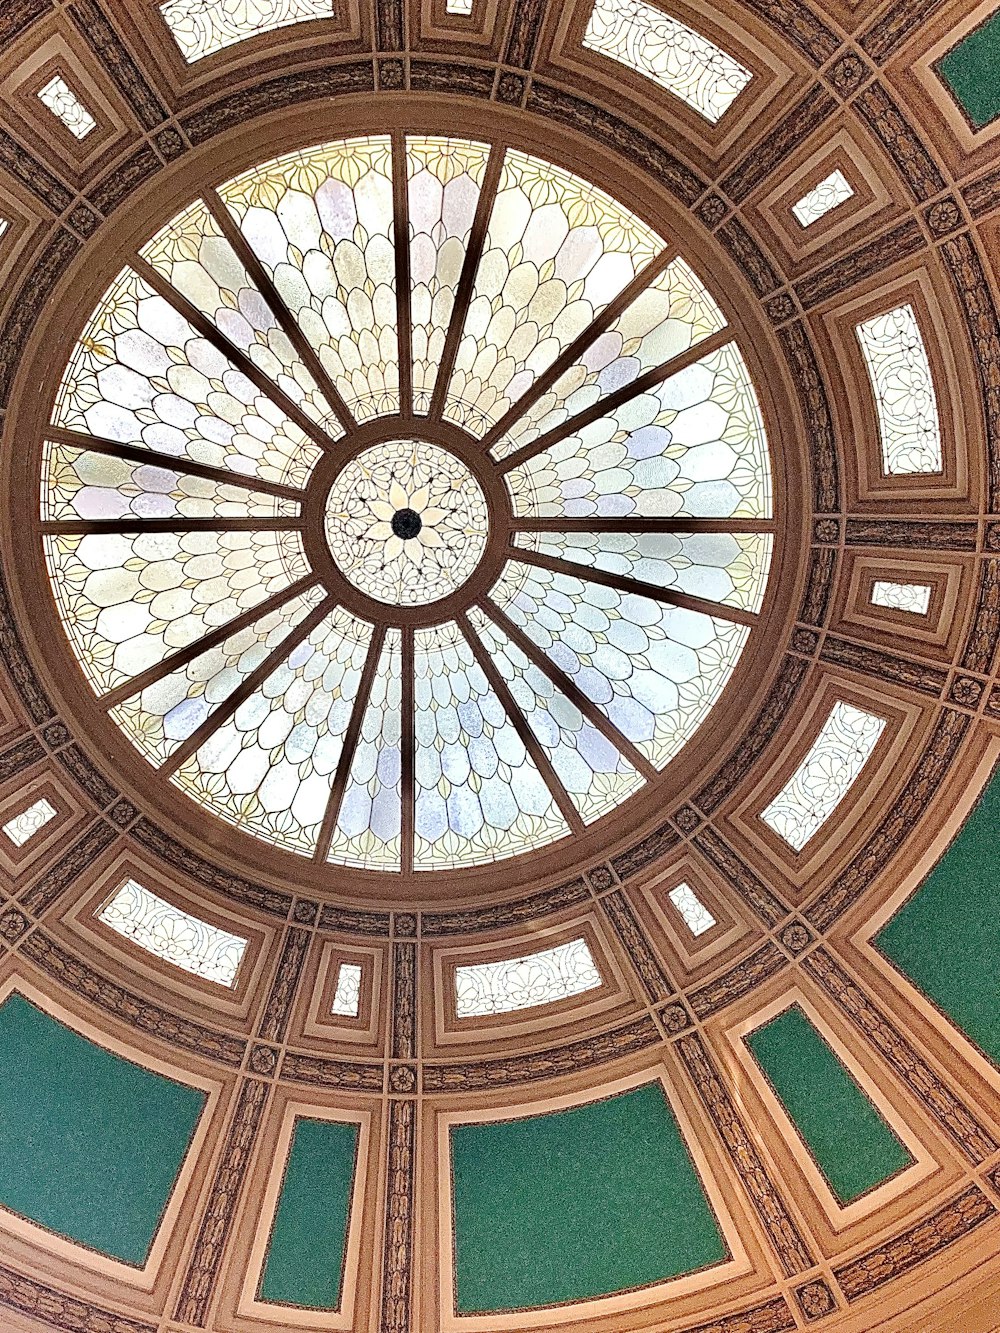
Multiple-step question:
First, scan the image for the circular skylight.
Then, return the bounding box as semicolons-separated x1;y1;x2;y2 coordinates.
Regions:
42;134;774;872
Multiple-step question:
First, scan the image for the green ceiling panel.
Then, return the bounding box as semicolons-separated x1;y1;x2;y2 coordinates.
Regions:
0;992;205;1264
450;1081;727;1313
260;1116;359;1310
745;1005;912;1205
938;12;1000;129
876;764;1000;1066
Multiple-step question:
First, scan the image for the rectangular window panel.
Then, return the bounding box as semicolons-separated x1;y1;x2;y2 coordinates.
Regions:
870;580;932;614
160;0;334;62
98;878;248;987
583;0;752;123
446;0;474;11
937;12;1000;130
761;701;885;851
856;304;942;475
0;219;8;242
668;882;716;936
791;169;854;227
2;797;57;848
331;962;363;1018
37;75;96;139
455;938;602;1017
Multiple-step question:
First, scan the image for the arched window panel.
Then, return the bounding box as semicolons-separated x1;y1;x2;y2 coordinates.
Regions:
490;257;727;462
413;620;570;869
791;170;854;228
468;605;646;824
444;150;665;437
173;606;372;855
41;440;300;523
328;627;403;870
490;561;749;768
870;580;931;614
583;0;753;124
855;304;942;475
454;937;602;1017
761;700;885;851
407;137;491;414
505;342;770;520
98;877;247;987
53;266;322;489
217;139;398;422
331;962;363;1017
139;199;344;437
160;0;334;62
3;798;57;848
110;585;324;765
514;529;773;613
44;529;309;696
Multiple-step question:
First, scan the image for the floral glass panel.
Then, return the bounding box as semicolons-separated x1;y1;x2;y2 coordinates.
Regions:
331;962;363;1017
870;580;931;614
160;0;334;61
218;139;398;421
791;169;854;227
413;620;569;868
37;75;96;139
583;0;752;123
506;341;770;519
468;605;646;823
668;882;715;936
98;877;247;986
455;938;602;1016
53;266;321;488
761;701;885;851
174;606;372;855
2;798;57;848
856;304;942;475
445;149;664;436
515;530;772;613
407;137;490;413
491;258;726;462
328;628;403;870
491;560;749;767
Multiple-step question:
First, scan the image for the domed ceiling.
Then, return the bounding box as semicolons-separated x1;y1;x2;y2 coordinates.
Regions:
0;1;997;1332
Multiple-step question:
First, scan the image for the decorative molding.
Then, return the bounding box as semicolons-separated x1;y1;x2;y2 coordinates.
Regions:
0;129;73;215
375;0;404;52
17;820;117;917
88;144;162;216
717;218;780;296
180;64;376;144
69;0;167;130
130;820;292;919
844;520;977;550
961;560;1000;674
280;1051;384;1089
0;1;52;54
255;927;309;1044
54;743;119;809
854;84;946;204
503;0;546;69
736;0;839;65
776;322;839;513
421;879;589;935
678;1298;796;1333
600;888;672;1001
392;941;416;1061
0;733;44;782
858;0;951;63
795;1279;838;1321
794;220;925;309
319;902;392;935
381;1098;415;1333
610;821;680;881
799;547;838;627
0;231;81;410
0;1260;155;1333
689;942;787;1018
722;86;837;204
693;828;788;927
819;637;947;696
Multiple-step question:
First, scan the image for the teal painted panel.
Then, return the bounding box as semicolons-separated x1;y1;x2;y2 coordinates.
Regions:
450;1081;726;1313
746;1005;913;1205
260;1117;359;1310
938;11;1000;129
876;765;1000;1065
0;993;205;1264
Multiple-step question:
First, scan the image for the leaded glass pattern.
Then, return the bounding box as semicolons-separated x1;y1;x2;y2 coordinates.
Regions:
856;304;942;475
98;877;247;986
37;75;96;139
2;798;57;848
331;962;363;1017
668;882;715;936
761;701;885;851
455;938;602;1016
160;0;333;61
583;0;752;123
870;580;932;614
791;170;854;227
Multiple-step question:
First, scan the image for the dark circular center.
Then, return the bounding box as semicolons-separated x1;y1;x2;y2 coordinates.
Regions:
391;507;422;540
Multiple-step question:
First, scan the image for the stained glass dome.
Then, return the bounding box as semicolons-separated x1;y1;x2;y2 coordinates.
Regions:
41;134;774;872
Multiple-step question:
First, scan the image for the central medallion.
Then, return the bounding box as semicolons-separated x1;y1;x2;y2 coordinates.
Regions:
325;440;490;607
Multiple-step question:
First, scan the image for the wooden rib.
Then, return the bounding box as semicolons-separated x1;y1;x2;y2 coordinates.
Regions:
515;516;775;533
392;132;413;417
45;427;305;503
457;612;584;835
131;254;339;458
479;247;678;451
203;193;356;433
478;599;659;784
162;593;334;774
100;575;320;711
427;145;505;421
400;627;415;874
513;547;759;628
42;517;297;535
314;625;388;863
498;325;733;474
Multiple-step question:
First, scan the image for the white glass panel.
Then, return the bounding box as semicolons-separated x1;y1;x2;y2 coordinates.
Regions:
0;219;9;243
583;0;752;123
761;701;885;851
870;580;931;614
668;882;715;936
98;877;247;986
160;0;334;61
2;798;57;848
455;938;602;1016
331;962;363;1017
791;169;854;227
37;75;96;139
856;304;942;475
445;0;474;13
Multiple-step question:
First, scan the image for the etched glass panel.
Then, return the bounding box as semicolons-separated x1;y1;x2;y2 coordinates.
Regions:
160;0;334;61
761;701;885;851
331;962;363;1017
98;877;247;986
856;304;942;475
2;798;57;848
583;0;752;123
791;170;854;227
870;580;931;614
668;882;715;936
455;938;602;1016
37;75;96;139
